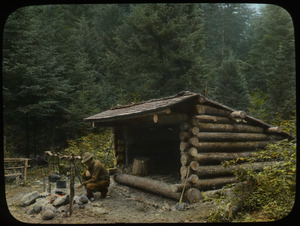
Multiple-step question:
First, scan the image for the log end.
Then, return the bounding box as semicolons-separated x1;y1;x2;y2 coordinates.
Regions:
186;188;202;203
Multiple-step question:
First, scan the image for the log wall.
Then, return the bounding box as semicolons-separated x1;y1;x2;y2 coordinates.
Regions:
179;103;282;192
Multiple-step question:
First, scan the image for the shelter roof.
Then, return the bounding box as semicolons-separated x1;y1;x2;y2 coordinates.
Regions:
84;91;293;139
84;91;198;122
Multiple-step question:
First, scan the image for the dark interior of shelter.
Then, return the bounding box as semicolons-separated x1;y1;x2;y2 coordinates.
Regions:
125;123;181;177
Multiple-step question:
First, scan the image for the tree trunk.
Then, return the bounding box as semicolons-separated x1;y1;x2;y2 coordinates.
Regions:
114;173;181;200
193;141;269;152
198;123;264;133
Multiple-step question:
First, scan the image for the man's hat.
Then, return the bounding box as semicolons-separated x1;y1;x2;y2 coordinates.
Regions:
81;152;94;163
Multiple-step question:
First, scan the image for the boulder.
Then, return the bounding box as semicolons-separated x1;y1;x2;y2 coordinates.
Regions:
42;210;55;220
52;195;69;207
79;194;89;204
20;191;40;206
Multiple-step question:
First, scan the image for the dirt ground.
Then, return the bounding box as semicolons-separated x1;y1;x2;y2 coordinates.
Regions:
5;173;216;224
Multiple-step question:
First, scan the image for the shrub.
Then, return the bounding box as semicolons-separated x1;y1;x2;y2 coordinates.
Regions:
208;117;296;222
60;129;115;175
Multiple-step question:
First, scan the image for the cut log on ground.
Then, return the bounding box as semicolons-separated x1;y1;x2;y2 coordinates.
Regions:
193;141;269;152
198;123;264;133
196;132;273;142
193;177;238;191
114;173;181;201
132;158;149;176
193;161;277;178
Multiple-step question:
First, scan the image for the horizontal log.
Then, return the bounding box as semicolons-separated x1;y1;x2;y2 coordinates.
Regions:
114;173;181;200
179;131;190;141
185;148;252;164
188;137;199;146
267;126;283;133
153;113;188;124
196;105;231;117
186;188;202;203
180;166;188;179
188;174;199;184
180;122;190;131
193;141;269;152
190;126;199;135
192;115;232;124
229;111;247;119
192;151;253;164
180;141;190;152
190;161;199;171
193;161;276;178
196;132;271;142
180;153;190;166
193;177;239;191
198;123;264;133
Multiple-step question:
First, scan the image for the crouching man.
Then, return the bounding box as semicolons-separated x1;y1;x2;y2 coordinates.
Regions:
77;152;110;200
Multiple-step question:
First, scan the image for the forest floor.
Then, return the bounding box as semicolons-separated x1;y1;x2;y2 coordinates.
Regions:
5;167;216;224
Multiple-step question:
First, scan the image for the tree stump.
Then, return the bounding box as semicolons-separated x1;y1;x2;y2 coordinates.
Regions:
132;158;149;176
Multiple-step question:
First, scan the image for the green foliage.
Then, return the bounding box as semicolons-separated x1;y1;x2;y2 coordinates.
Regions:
209;118;296;222
60;130;114;175
3;4;295;161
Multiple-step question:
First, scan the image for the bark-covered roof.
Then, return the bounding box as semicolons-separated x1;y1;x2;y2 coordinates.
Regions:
84;91;198;122
84;91;293;139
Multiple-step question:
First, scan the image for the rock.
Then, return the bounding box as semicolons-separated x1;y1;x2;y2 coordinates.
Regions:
42;210;55;220
57;204;69;213
92;207;109;215
43;204;56;212
33;204;43;214
79;194;89;204
52;195;69;207
20;191;40;206
27;203;43;215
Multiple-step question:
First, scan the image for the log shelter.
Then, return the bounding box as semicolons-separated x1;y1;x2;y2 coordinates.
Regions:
84;91;292;202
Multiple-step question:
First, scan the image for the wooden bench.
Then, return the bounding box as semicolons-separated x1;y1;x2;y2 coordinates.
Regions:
4;158;31;185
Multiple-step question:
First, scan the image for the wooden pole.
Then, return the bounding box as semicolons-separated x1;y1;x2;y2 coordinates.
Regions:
69;154;75;217
48;155;52;193
24;159;28;183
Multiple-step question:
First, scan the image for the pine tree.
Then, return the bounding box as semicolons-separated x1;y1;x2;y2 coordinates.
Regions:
214;56;250;110
102;3;205;101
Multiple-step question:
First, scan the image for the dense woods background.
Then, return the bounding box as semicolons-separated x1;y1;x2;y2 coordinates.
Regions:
3;4;295;158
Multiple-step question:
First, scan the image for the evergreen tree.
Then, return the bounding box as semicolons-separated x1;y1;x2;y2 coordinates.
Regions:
102;3;205;101
214;57;250;110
